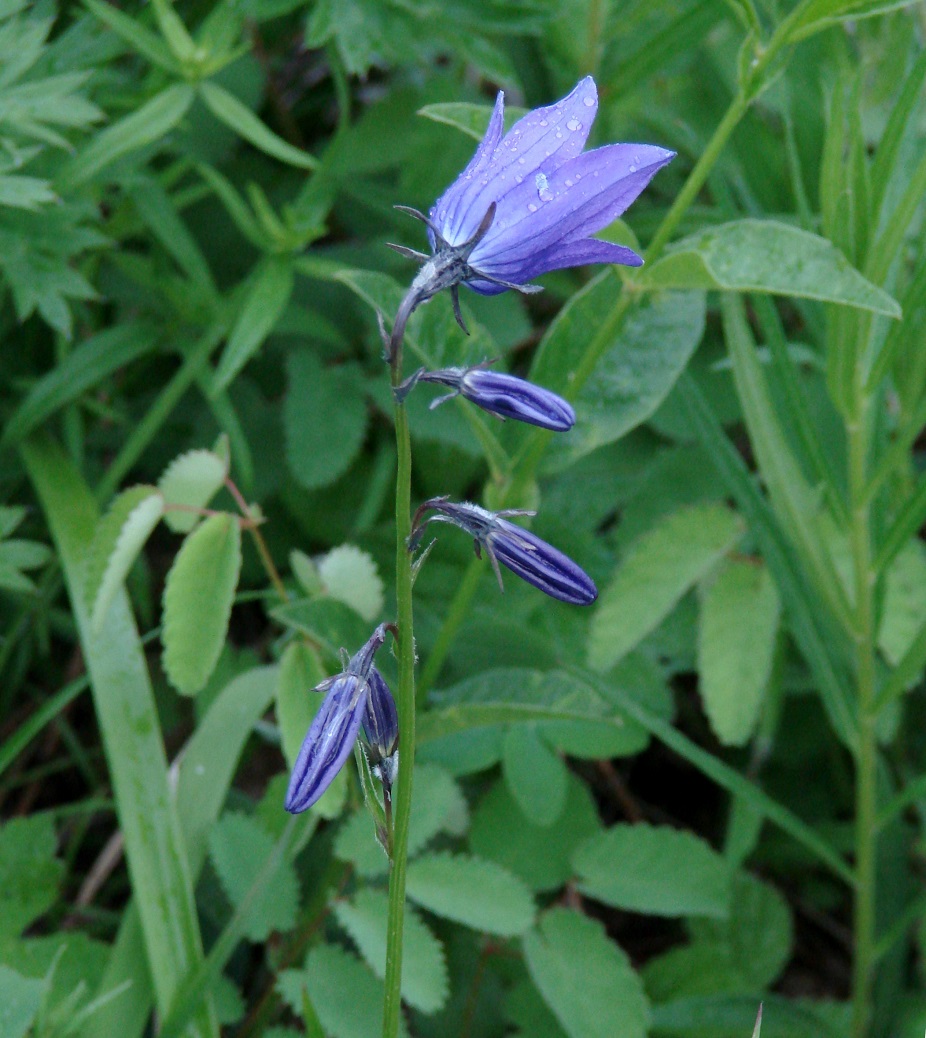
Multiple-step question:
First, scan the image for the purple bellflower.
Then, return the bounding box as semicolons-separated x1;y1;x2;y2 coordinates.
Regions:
409;497;597;605
385;76;674;356
285;624;399;814
397;363;575;431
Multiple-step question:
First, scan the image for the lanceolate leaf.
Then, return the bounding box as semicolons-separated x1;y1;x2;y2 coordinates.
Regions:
85;485;165;635
162;514;242;695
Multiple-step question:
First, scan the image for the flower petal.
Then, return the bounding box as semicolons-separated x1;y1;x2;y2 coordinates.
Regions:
471;143;674;275
490;521;598;605
362;666;399;765
284;675;367;814
434;77;599;247
460;369;576;429
466;238;642;293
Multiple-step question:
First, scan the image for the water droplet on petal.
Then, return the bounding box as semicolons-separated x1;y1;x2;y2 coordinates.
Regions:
629;164;637;172
515;174;523;183
528;203;538;212
555;131;563;139
566;118;581;131
539;119;548;127
518;157;525;164
565;178;573;187
583;95;595;107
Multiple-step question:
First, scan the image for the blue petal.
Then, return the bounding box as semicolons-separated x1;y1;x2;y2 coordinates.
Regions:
461;370;576;430
490;521;598;605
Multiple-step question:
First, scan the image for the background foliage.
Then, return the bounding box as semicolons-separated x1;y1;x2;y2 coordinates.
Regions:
1;0;925;1036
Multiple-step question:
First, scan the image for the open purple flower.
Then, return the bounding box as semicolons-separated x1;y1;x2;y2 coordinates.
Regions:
399;363;575;430
385;76;674;356
285;625;398;814
409;497;597;606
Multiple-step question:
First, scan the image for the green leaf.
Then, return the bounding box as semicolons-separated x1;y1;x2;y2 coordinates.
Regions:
83;0;180;71
58;82;195;189
523;908;649;1038
162;514;242;695
199;81;317;169
470;773;601;892
317;544;385;623
21;436;217;1036
334;888;448;1014
417;100;528;141
573;823;731;917
698;559;780;746
878;539;926;667
270;597;370;662
0;965;45;1038
650;993;846;1038
785;0;921;43
0;174;55;210
85;486;165;635
213;257;294;392
284;349;368;489
588;504;745;672
406;851;535;936
502;723;568;827
208;813;299;941
0;815;63;939
641;221;901;316
278;944;409;1038
158;447;229;534
530;273;706;467
2;323;158;446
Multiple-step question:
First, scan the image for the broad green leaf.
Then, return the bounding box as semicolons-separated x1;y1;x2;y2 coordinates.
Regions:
158;448;228;534
698;559;780;746
0;815;63;939
162;514;242;695
58;83;195;189
588;504;744;672
417;100;527;141
213;257;294;392
523;909;649;1038
284;350;367;489
208;813;298;941
530;273;706;467
502;723;568;827
641;221;901;316
278;944;409;1038
406;852;535;936
199;81;317;169
573;823;731;917
334;889;448;1013
2;323;158;446
0;965;45;1038
21;437;217;1036
317;544;384;622
650;994;846;1037
85;486;164;635
470;773;601;892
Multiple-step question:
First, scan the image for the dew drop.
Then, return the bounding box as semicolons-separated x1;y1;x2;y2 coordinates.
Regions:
628;164;637;173
583;95;595;107
566;118;581;132
518;157;525;164
555;131;563;139
565;178;573;187
528;203;538;212
515;174;523;182
539;119;548;127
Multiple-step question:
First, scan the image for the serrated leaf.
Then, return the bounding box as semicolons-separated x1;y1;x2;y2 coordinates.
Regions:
0;815;63;939
162;514;242;695
284;350;367;490
159;448;229;534
698;560;780;746
573;823;731;918
640;220;901;317
86;486;163;634
470;773;601;892
406;852;535;936
278;944;409;1038
318;544;384;623
334;888;448;1013
523;909;649;1038
588;504;744;672
208;812;298;941
502;723;568;827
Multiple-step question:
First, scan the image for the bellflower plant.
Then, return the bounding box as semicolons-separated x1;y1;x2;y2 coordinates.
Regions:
385;75;675;355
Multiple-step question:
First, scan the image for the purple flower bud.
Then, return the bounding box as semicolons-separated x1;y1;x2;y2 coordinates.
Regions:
418;366;576;431
284;625;391;814
410;498;597;606
362;666;399;788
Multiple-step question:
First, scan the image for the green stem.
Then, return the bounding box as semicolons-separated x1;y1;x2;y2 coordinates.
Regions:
382;388;416;1037
848;364;878;1038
